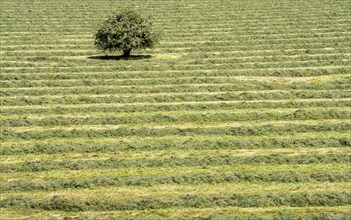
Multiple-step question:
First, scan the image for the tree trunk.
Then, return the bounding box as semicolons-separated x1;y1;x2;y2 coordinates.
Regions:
123;49;131;57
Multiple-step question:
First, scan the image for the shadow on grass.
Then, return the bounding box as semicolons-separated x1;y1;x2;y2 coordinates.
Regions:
88;55;152;60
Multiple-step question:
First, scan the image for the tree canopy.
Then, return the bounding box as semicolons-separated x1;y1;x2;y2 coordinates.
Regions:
95;10;159;57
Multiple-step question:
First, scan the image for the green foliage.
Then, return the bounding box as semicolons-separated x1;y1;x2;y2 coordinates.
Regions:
95;10;158;56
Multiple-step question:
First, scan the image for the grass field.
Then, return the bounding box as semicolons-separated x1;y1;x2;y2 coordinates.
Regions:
0;0;350;219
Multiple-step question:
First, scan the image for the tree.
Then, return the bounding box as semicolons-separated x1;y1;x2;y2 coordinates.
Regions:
95;10;159;57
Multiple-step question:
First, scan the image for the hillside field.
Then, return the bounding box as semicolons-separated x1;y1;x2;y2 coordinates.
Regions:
0;0;350;219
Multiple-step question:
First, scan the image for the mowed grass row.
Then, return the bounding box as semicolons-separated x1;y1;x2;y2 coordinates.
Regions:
2;182;350;201
1;131;349;155
2;52;349;68
1;207;350;220
1;153;349;173
2;60;349;73
1;191;350;212
1;90;350;106
2;147;349;165
0;81;349;97
0;74;347;88
0;207;350;220
1;0;350;218
1;108;350;127
1;66;349;80
1;163;349;185
1;74;349;90
1;98;350;115
1;8;349;24
1;119;349;139
1;148;350;173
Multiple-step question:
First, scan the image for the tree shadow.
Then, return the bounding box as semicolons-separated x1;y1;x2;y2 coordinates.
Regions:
88;55;152;61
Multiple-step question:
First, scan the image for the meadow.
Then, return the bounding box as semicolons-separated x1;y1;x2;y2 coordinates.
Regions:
0;0;350;219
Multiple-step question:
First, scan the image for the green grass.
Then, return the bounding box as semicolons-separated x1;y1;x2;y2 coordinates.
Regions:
1;0;350;218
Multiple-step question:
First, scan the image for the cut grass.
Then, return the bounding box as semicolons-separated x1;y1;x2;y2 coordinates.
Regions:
1;147;349;165
1;0;350;218
1;163;348;182
0;206;349;220
2;182;350;201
